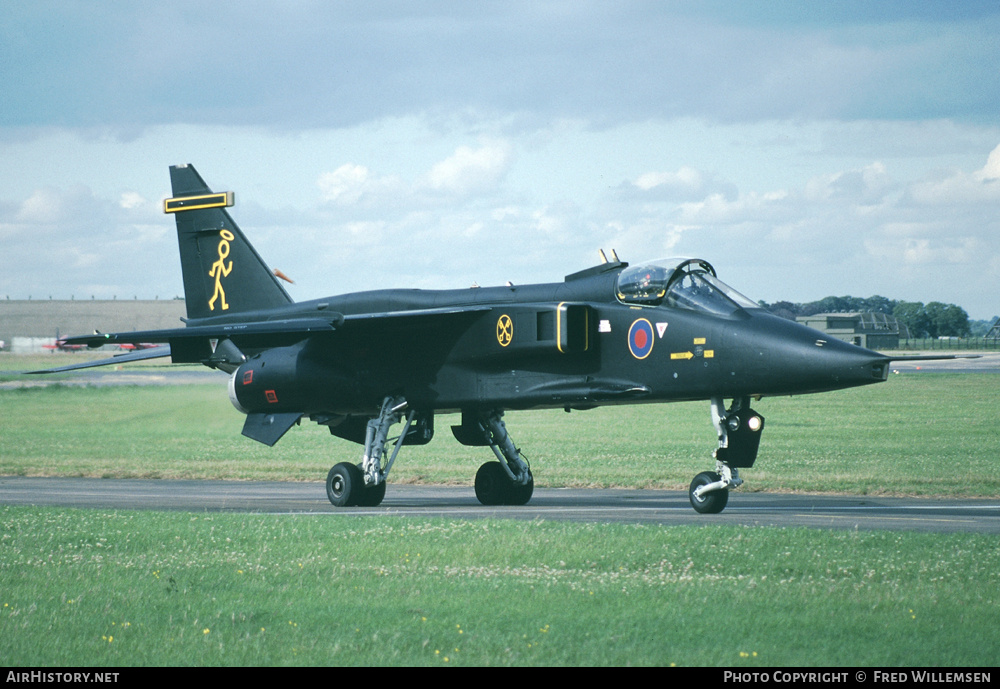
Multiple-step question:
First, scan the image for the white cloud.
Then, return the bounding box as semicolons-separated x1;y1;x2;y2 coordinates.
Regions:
803;162;894;204
975;143;1000;181
119;191;146;209
676;190;791;225
316;140;513;211
908;144;1000;205
625;165;738;203
317;164;403;207
865;236;983;266
16;187;65;224
634;166;702;192
601;219;691;261
422;140;512;196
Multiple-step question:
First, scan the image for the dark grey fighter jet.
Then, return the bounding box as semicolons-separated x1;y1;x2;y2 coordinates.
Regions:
38;165;964;513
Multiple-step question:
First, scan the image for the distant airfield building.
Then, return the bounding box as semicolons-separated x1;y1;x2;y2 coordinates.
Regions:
795;312;903;350
0;299;186;353
987;318;1000;342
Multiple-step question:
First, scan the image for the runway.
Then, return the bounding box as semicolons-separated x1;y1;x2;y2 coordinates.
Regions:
2;477;997;534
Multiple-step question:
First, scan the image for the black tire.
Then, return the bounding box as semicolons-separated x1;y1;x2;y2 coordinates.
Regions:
689;471;729;514
474;462;510;506
357;478;387;507
507;473;534;506
326;462;362;507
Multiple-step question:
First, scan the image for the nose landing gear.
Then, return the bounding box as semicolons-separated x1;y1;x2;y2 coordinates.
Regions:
689;396;764;514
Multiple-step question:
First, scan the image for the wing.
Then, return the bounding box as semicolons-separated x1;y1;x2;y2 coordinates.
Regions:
58;316;341;349
27;306;491;373
27;345;173;374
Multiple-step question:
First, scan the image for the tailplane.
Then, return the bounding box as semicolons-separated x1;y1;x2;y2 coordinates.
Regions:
166;164;292;320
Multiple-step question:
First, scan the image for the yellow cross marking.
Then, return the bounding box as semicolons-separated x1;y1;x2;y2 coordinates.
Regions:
497;314;513;347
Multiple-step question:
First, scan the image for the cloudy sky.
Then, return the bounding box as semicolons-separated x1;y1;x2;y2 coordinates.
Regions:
2;2;999;319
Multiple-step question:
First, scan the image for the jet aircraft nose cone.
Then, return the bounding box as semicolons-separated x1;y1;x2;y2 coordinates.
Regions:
747;313;889;395
811;338;890;385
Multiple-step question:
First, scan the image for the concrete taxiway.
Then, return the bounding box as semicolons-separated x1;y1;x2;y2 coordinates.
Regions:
1;477;997;535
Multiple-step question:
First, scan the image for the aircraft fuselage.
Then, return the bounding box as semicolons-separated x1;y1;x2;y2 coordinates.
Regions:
226;267;889;420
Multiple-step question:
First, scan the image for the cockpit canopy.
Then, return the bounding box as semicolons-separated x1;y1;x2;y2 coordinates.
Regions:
616;258;760;316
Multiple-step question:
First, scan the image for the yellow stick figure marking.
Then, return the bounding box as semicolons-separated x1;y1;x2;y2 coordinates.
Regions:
497;314;513;347
208;229;235;311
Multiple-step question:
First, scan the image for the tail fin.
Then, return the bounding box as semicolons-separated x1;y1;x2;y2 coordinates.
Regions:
166;164;292;320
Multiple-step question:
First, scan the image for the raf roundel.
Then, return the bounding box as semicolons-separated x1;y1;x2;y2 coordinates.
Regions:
628;318;655;359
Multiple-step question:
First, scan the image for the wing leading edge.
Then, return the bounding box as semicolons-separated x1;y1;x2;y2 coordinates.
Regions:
27;345;173;374
27;305;492;374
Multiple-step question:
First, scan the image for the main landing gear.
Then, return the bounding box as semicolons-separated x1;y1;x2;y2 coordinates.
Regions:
471;411;533;506
326;396;414;507
688;396;765;514
324;399;534;508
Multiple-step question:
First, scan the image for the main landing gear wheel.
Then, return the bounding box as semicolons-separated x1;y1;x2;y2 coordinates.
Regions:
470;410;534;506
689;471;729;514
475;462;507;505
327;462;362;507
475;462;533;506
507;474;534;506
356;469;387;507
325;462;387;507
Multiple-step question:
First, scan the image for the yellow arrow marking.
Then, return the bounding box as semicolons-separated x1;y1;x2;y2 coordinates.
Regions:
671;351;694;360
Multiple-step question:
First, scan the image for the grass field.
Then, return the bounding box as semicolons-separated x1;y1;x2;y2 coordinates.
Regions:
2;507;998;666
2;363;998;666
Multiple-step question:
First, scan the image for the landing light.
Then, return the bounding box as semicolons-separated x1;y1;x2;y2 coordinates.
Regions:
746;415;763;433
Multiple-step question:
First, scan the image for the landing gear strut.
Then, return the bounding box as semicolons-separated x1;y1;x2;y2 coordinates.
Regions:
326;396;414;507
688;396;764;514
473;410;533;506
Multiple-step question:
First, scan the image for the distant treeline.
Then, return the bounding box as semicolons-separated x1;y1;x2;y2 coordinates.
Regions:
757;296;997;339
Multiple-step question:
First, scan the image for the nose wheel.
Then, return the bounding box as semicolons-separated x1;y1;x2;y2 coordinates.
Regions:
688;471;729;514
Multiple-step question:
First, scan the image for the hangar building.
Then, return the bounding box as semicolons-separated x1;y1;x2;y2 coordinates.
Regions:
0;299;186;352
795;312;902;350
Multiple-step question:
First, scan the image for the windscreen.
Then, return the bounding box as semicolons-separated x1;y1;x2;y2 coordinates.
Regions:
617;258;760;316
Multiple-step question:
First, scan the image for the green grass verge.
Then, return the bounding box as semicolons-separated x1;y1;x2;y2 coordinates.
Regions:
2;506;997;666
2;373;999;496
